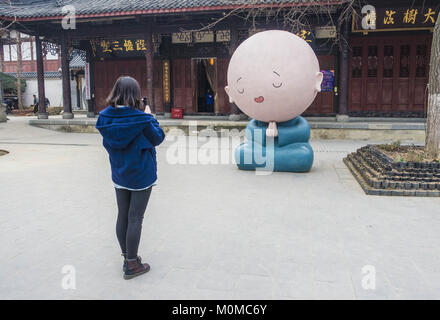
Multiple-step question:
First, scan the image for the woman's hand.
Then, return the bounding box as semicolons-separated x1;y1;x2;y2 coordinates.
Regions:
144;105;152;114
140;97;152;114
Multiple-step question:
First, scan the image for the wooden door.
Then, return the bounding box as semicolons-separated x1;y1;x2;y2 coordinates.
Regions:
94;58;163;113
349;35;432;115
217;58;230;114
305;55;335;115
172;58;194;113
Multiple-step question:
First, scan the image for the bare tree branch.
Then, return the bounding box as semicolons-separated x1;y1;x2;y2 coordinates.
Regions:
185;0;363;53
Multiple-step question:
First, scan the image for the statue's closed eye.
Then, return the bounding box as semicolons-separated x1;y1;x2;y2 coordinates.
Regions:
272;71;282;88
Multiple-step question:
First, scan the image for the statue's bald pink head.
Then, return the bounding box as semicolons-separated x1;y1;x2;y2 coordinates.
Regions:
225;30;323;123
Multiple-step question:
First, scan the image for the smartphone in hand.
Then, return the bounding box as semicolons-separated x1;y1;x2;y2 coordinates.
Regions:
142;97;152;114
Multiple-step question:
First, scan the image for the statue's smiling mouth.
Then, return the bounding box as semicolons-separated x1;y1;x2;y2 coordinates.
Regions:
254;96;265;103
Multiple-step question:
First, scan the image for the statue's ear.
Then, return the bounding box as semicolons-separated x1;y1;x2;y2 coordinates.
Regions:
225;86;234;103
315;72;324;92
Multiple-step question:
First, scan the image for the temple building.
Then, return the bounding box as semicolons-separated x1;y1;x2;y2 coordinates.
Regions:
349;0;439;118
0;30;87;109
0;0;437;119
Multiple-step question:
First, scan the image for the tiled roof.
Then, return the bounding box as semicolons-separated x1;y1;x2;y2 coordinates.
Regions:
70;51;86;69
0;0;347;19
5;71;62;79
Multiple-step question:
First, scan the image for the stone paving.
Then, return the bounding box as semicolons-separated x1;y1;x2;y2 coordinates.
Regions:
0;116;439;299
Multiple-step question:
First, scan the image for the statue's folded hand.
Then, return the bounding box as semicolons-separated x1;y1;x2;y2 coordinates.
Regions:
266;121;278;138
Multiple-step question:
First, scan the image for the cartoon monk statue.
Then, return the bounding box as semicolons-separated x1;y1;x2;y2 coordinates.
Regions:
225;30;323;172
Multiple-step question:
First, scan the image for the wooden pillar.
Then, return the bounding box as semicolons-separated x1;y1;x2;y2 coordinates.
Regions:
61;32;73;119
0;80;4;118
0;40;4;72
338;18;351;116
144;24;155;113
85;45;96;118
35;36;48;119
0;80;5;122
229;28;241;120
75;74;81;109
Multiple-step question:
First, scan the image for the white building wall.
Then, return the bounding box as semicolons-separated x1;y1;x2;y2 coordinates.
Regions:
71;79;78;110
22;78;63;107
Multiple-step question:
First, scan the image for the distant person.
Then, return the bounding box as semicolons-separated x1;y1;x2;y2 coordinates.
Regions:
5;98;13;114
32;94;38;113
33;96;50;114
206;89;214;112
95;76;165;280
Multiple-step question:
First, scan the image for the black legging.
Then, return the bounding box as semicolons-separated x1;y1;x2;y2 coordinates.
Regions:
115;187;152;259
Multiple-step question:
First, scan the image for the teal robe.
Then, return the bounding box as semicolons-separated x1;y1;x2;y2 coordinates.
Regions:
235;116;314;172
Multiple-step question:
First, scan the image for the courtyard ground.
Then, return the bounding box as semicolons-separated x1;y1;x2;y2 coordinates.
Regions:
0;116;439;299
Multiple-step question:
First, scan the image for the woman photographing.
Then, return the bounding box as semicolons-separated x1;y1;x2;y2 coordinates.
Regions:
96;76;165;280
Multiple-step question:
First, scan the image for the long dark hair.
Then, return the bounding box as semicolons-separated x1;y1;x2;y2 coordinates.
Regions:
106;76;141;109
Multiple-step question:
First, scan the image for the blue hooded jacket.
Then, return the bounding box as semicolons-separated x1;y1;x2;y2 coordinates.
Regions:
95;106;165;190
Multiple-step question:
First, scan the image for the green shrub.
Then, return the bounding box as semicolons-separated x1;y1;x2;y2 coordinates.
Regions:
0;72;26;95
380;140;401;152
